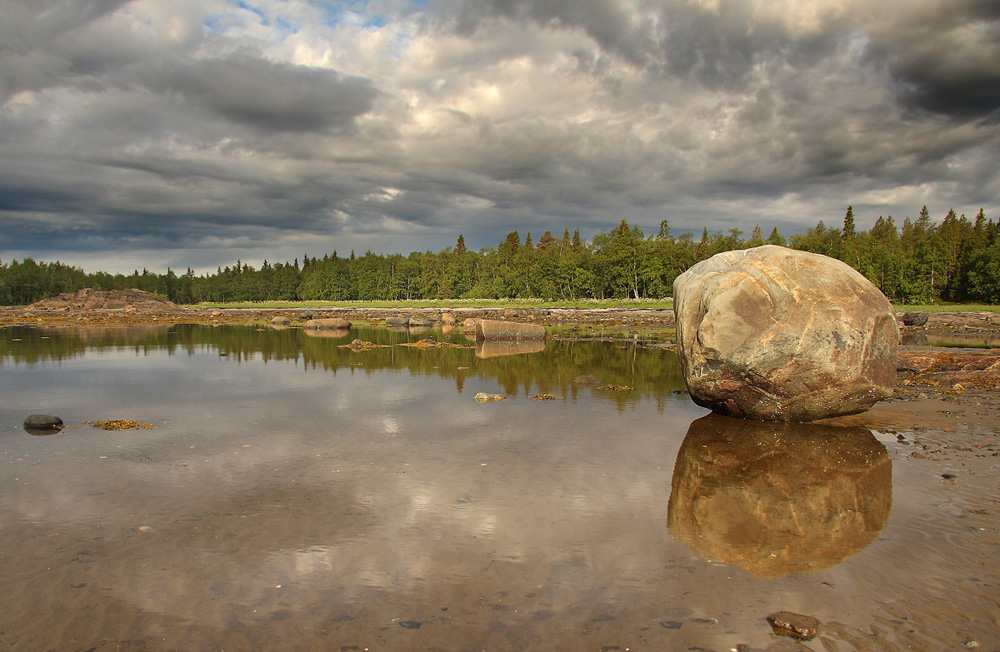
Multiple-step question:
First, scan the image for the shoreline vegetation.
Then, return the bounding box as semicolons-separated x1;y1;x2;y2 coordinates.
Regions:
3;205;1000;307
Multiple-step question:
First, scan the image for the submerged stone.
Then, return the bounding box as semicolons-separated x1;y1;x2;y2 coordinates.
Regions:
23;414;63;431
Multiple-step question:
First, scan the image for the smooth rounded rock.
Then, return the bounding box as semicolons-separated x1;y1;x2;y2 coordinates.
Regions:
673;245;897;421
24;414;64;431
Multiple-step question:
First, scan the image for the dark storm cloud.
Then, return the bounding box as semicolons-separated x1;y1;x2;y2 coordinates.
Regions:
133;54;380;132
863;0;1000;119
2;0;155;101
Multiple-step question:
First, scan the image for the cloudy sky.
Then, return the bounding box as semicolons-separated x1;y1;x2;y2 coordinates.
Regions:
2;0;998;274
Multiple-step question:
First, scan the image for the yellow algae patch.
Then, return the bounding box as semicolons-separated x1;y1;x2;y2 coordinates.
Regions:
85;419;154;431
598;384;633;391
531;394;562;400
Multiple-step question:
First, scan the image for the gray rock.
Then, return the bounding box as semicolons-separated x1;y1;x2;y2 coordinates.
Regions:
674;245;897;421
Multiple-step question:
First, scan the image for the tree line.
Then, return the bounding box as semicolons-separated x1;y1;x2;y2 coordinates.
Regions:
2;206;999;306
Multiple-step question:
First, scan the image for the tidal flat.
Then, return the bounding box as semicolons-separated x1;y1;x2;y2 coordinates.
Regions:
1;324;997;651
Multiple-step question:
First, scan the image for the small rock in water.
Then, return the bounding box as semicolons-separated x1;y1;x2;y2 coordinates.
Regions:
23;414;63;430
766;611;819;640
942;473;958;480
398;620;422;629
474;393;507;403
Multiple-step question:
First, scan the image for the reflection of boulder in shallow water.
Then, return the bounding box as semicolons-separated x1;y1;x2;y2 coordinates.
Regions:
302;327;350;339
667;414;891;577
475;339;546;358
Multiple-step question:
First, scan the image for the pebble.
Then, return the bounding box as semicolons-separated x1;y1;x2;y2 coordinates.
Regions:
474;393;507;403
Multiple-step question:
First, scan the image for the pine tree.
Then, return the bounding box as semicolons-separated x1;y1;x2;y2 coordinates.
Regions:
842;205;856;239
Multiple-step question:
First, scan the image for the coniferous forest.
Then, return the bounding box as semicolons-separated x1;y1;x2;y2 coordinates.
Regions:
2;206;999;306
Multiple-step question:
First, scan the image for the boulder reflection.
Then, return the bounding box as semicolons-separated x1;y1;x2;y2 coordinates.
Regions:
667;414;891;577
475;339;546;358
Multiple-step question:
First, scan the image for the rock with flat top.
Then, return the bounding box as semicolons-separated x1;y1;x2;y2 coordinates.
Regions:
673;245;897;421
303;318;351;330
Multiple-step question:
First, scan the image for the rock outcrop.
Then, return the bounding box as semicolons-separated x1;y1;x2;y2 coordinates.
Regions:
673;245;897;421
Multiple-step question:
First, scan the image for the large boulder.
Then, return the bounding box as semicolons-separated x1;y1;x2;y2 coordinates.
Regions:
673;245;897;421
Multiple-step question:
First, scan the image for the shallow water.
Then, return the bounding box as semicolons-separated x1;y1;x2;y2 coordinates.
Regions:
1;324;997;651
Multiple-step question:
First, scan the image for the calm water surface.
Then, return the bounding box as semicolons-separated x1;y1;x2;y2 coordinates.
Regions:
1;324;997;651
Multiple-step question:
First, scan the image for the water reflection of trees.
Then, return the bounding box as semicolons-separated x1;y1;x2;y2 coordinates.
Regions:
1;324;688;411
667;414;892;577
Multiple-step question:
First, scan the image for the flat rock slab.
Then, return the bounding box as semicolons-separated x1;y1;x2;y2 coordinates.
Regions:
303;318;352;330
475;319;546;341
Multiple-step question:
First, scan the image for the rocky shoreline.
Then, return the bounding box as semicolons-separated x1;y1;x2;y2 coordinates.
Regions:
4;288;1000;424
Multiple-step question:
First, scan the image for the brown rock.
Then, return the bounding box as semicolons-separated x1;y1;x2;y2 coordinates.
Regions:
304;317;352;330
475;319;546;342
897;349;1000;385
673;245;897;421
766;611;820;640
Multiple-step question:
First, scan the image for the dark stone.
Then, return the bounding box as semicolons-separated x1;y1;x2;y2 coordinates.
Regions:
766;611;819;640
24;414;63;430
899;312;929;327
398;620;422;629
